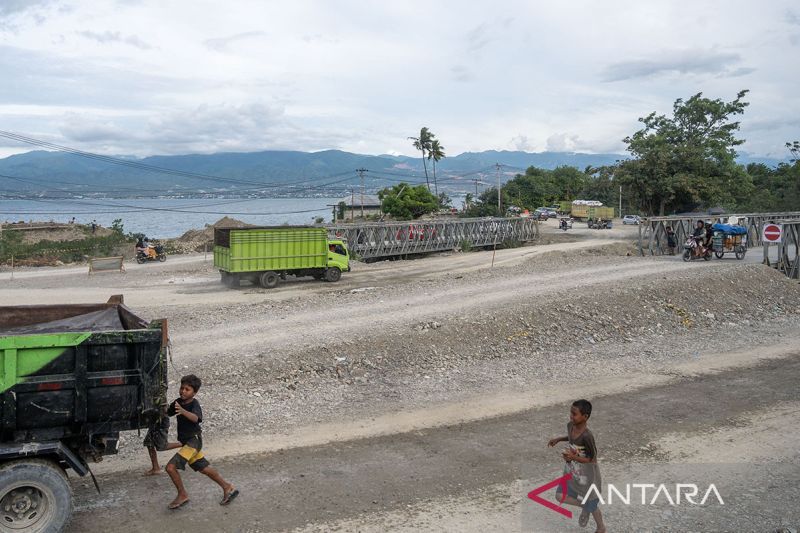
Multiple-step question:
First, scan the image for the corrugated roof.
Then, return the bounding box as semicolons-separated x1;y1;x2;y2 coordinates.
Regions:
336;194;382;207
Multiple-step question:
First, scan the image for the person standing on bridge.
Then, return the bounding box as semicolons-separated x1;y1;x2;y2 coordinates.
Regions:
666;226;676;255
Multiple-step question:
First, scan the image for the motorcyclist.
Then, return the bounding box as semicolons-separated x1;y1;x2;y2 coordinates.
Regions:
691;220;706;257
141;237;158;259
135;237;147;255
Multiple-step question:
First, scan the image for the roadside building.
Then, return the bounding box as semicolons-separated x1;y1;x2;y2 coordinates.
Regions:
332;194;382;221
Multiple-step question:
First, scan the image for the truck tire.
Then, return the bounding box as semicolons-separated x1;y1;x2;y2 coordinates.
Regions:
0;459;72;533
259;271;279;289
324;267;341;282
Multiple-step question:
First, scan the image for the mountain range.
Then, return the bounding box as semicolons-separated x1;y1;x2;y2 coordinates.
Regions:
0;149;788;198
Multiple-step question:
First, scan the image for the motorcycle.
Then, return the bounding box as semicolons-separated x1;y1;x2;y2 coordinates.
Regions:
682;237;711;262
136;244;167;263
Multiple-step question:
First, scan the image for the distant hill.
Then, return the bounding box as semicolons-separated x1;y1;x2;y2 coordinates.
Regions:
0;148;788;198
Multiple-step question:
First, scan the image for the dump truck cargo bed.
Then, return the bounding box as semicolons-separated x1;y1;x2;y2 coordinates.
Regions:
0;296;167;445
214;226;329;273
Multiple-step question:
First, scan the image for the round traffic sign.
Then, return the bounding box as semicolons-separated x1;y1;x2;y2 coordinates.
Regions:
763;224;782;242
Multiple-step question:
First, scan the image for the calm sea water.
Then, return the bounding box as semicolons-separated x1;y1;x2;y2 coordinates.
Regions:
0;198;340;238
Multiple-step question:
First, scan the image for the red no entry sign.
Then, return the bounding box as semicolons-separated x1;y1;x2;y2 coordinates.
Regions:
762;224;782;243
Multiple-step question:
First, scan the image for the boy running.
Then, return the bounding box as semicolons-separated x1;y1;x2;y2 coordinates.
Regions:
165;374;239;509
548;399;606;533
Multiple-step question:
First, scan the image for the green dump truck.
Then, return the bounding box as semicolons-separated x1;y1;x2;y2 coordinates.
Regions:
214;226;350;288
0;296;167;532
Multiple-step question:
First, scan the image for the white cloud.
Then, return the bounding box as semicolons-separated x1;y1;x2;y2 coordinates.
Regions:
0;0;796;158
77;30;153;49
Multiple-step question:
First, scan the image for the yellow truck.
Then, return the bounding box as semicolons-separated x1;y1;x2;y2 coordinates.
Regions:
214;226;350;288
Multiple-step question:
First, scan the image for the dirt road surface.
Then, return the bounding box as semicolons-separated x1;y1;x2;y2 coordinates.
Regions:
69;350;800;532
3;222;799;532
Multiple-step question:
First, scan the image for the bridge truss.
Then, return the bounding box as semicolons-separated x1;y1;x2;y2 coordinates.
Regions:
328;217;539;260
638;212;800;256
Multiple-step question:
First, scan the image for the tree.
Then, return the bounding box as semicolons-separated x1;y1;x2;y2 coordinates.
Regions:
409;127;433;191
463;192;474;210
463;187;509;217
428;138;446;199
618;90;752;215
787;141;800;162
378;183;439;219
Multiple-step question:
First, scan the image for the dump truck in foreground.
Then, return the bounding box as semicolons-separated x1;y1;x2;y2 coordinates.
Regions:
0;296;167;532
214;226;350;288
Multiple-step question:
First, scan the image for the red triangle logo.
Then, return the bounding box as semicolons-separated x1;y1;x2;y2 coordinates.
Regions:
527;472;573;519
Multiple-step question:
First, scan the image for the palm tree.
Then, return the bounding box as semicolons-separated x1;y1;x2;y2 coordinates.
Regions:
428;138;445;199
409;127;433;191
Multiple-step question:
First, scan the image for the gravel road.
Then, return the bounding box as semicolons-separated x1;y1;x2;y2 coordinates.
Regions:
3;222;798;532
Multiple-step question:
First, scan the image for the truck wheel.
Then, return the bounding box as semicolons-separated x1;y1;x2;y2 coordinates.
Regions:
324;267;342;282
0;459;72;533
259;271;279;289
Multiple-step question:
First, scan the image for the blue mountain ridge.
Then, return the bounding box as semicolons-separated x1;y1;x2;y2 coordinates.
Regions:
0;149;788;197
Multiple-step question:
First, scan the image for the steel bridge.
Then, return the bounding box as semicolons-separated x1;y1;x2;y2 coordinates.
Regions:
763;220;800;280
638;212;800;256
327;217;539;260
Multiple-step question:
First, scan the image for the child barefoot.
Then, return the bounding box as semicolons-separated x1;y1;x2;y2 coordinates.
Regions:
165;374;239;509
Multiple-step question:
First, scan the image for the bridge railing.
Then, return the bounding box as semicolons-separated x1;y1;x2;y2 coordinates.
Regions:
763;220;800;280
638;212;800;256
327;217;539;260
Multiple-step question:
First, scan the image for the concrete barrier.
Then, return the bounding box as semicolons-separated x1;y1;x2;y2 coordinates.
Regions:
88;256;125;275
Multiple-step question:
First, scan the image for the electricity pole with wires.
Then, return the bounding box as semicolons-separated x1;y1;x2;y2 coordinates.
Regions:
495;163;502;215
356;168;368;219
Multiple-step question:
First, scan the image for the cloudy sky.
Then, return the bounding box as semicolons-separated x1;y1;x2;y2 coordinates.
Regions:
0;0;798;158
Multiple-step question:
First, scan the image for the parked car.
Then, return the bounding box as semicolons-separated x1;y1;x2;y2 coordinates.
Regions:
533;208;548;221
622;215;641;225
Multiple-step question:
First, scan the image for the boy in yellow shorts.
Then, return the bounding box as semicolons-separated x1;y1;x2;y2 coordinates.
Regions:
165;374;239;509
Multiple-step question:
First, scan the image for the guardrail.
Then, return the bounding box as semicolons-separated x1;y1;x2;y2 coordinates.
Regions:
762;221;800;280
638;212;800;256
328;217;539;260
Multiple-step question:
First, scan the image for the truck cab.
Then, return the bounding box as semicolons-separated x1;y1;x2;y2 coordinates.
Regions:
327;239;350;272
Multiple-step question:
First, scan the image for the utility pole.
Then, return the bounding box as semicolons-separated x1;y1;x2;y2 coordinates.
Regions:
350;189;354;222
473;179;479;198
356;168;368;219
619;185;622;217
495;163;502;215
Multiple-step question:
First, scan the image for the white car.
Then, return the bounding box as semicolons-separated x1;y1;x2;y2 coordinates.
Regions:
622;215;641;225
